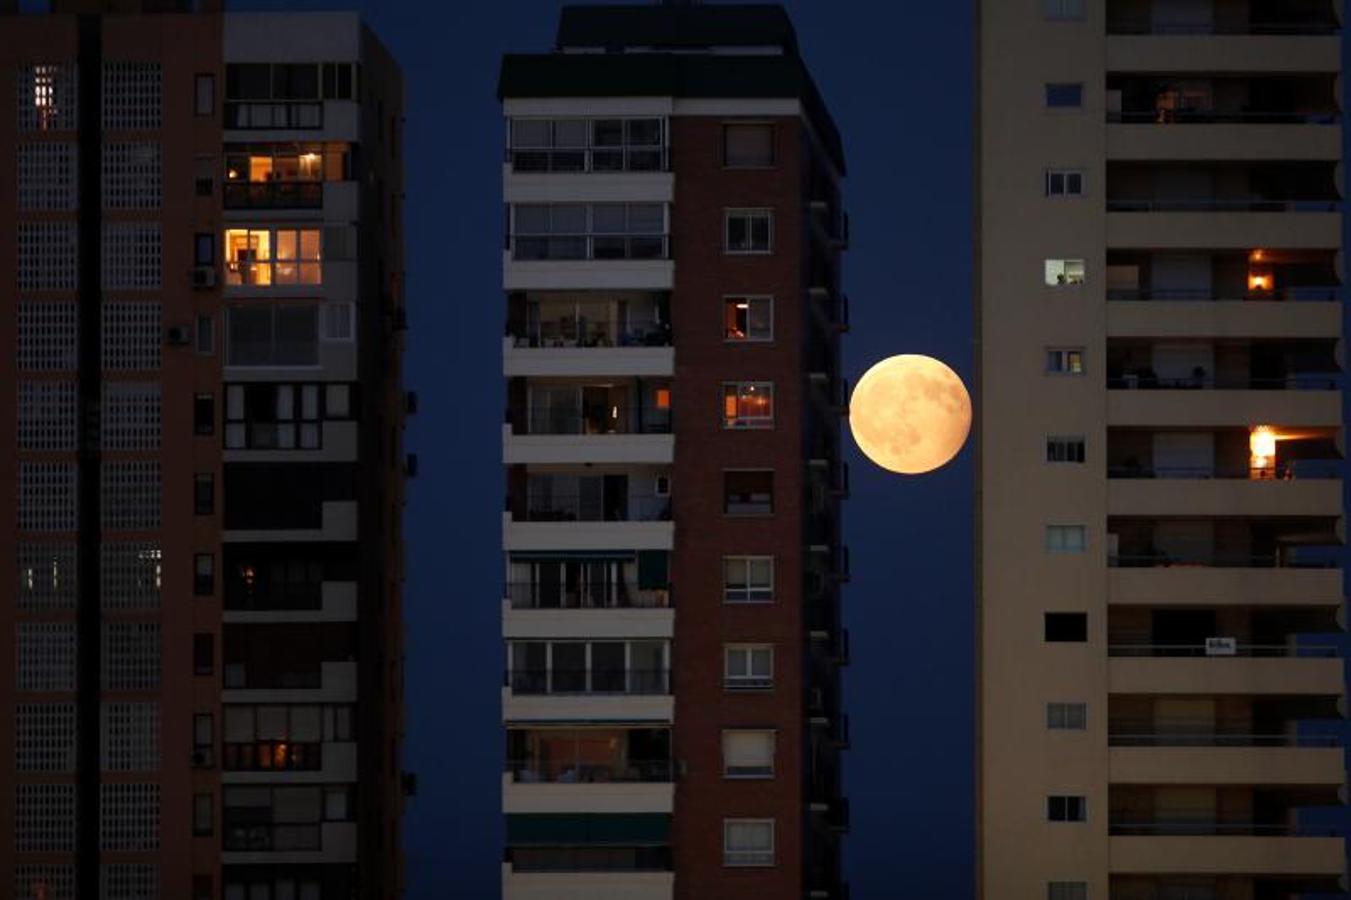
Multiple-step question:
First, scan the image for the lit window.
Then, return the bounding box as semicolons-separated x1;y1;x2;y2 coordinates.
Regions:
1047;795;1087;822
722;382;774;429
725;209;773;254
1045;169;1085;197
654;388;671;410
724;645;773;691
1045;525;1086;553
723;730;775;778
1045;259;1086;286
724;296;773;341
1045;348;1085;375
723;819;775;866
223;228;320;286
1045;83;1084;108
723;556;773;603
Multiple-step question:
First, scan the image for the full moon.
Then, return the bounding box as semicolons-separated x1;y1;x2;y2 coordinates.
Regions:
849;354;972;475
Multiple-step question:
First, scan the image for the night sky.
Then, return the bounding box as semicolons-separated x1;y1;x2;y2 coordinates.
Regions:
246;0;967;895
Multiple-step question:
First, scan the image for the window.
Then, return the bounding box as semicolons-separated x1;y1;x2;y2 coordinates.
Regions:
1048;795;1087;822
195;315;214;355
722;382;774;429
225;304;319;367
1045;259;1086;286
1049;884;1089;900
724;819;774;866
1047;703;1088;730
1045;83;1084;108
103;143;161;210
509;116;665;172
1045;169;1085;197
18;142;78;211
194;74;214;116
723;556;773;603
192;633;214;675
321;302;354;342
101;462;159;531
1046;436;1085;463
723;730;775;778
1043;0;1085;19
194;394;214;436
193;876;213;900
725;209;773;254
103;62;161;130
724;296;773;341
725;645;773;691
223;227;321;286
724;123;775;168
1045;525;1086;554
225;383;340;450
1045;348;1084;375
17;64;77;132
193;714;214;767
724;470;773;515
511;203;667;261
194;233;214;266
192;794;213;836
102;222;161;290
194;475;214;516
1045;613;1088;643
194;555;214;597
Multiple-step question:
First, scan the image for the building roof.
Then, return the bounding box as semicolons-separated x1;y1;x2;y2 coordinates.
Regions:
556;3;799;52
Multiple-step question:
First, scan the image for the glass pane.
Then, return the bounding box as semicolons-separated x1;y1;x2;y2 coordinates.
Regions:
514;205;551;235
553;119;588;148
627;204;664;234
550;204;587;235
276;230;298;261
627;118;662;146
300;230;321;260
593;119;624;147
512;119;550;148
300;385;319;420
591;205;627;234
257;706;287;740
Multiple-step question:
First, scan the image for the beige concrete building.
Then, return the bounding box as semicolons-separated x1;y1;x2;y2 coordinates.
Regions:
976;1;1347;898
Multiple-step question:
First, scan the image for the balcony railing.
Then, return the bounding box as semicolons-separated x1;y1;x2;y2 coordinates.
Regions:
520;491;671;523
224;583;324;612
507;759;672;783
1107;286;1341;302
508;146;668;174
1109;819;1338;837
223;822;322;851
510;315;672;349
510;234;669;262
1107;461;1342;479
519;412;672;436
1108;109;1340;124
223;181;324;210
222;665;323;690
1107;18;1341;35
223;741;323;771
1107;198;1340;213
1108;643;1339;658
506;581;669;610
509;846;671;873
1107;374;1339;390
507;668;670;695
224;101;324;130
1110;551;1340;569
1109;721;1341;748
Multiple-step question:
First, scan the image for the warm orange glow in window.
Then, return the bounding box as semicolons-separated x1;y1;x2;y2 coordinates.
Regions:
224;229;272;286
249;155;273;182
655;388;671;410
1250;425;1278;475
1248;267;1273;293
1249;249;1266;262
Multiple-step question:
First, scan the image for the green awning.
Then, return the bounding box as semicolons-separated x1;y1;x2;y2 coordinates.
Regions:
506;813;670;846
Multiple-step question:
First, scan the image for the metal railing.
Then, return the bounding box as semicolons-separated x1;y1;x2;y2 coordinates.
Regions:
1109;820;1338;836
223;822;322;851
519;412;672;436
507;668;670;695
223;180;324;209
1107;18;1341;35
1107;374;1339;390
506;581;669;610
223;741;323;771
1106;461;1342;480
520;491;670;523
1108;721;1341;748
509;847;671;873
511;315;671;349
1107;198;1340;213
222;665;323;690
1109;551;1340;569
510;234;669;262
507;758;672;783
1108;109;1340;124
224;582;324;612
508;146;668;174
224;101;324;130
1107;286;1341;302
1107;643;1339;658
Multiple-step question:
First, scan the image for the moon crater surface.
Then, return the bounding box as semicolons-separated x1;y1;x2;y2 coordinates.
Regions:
849;354;972;475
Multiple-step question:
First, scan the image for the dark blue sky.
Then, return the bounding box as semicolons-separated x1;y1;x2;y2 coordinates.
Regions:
235;1;976;896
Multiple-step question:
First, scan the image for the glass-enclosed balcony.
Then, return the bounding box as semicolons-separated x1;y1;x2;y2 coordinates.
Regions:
1107;74;1339;123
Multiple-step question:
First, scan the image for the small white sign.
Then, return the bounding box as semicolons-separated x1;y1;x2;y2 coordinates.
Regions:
1204;636;1237;656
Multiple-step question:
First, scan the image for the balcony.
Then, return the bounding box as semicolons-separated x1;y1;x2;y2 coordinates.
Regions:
1106;0;1340;36
223;740;358;784
504;382;673;466
1107;210;1342;250
504;725;673;814
1106;35;1340;74
223;580;357;624
1108;655;1344;696
1109;744;1344;786
504;292;673;378
221;660;357;703
222;820;357;865
502;863;673;900
504;202;673;291
1107;477;1342;518
1109;834;1345;875
1109;564;1343;607
1107;297;1341;341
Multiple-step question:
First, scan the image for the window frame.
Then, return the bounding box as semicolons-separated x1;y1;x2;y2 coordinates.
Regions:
722;121;777;169
1045;168;1086;198
1045;525;1087;554
722;728;776;779
1044;612;1089;643
1045;258;1086;286
723;295;774;343
1042;0;1086;20
724;644;774;692
723;469;774;516
194;74;215;117
1045;82;1085;109
722;381;775;430
1045;436;1086;464
1046;702;1088;731
723;818;775;867
1045;348;1085;376
722;555;774;604
724;208;774;255
1047;795;1088;823
193;792;215;836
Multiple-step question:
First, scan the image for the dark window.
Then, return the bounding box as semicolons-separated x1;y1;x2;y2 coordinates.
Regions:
226;64;271;100
273;63;319;100
194;74;215;116
226;305;319;367
724;470;774;515
193;875;212;900
1045;612;1088;642
193;793;214;835
195;315;214;355
195;176;213;197
193;633;214;675
724;123;775;168
1045;83;1084;108
1045;437;1085;463
194;394;214;436
192;713;214;768
194;554;215;597
223;463;358;531
194;233;215;265
194;474;214;516
1048;795;1087;822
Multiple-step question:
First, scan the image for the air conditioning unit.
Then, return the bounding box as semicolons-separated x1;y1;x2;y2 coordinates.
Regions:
191;265;217;289
1204;636;1237;656
166;325;192;346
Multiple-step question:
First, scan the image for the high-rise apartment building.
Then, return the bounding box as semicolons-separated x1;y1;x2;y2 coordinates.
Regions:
498;4;849;898
1;3;407;898
977;1;1345;897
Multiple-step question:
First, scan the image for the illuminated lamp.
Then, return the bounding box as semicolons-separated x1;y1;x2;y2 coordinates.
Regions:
1249;425;1277;473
